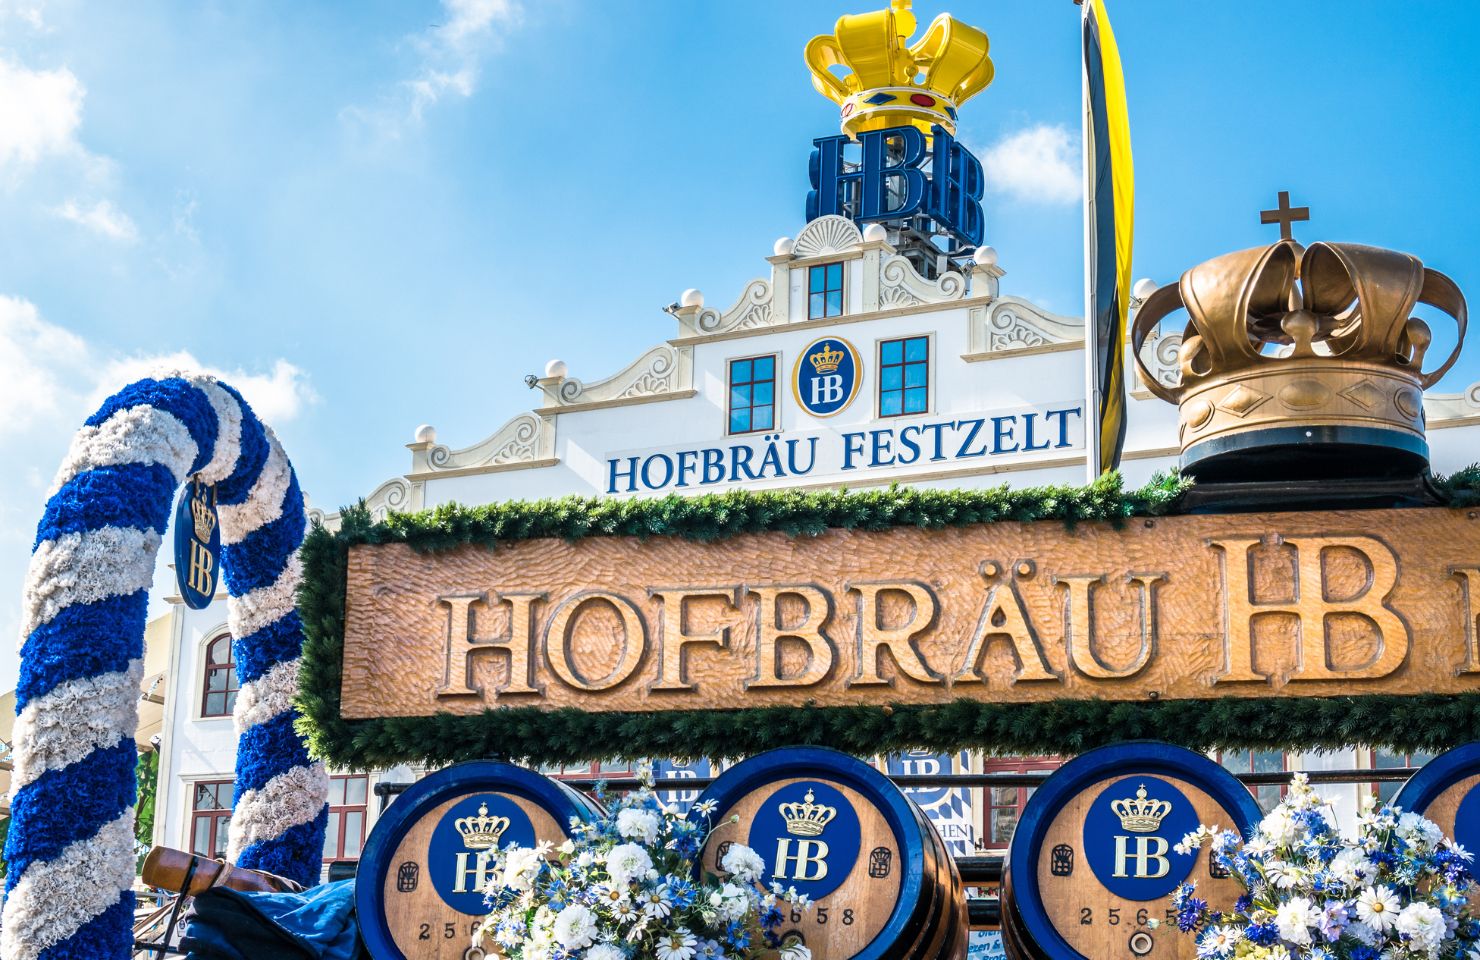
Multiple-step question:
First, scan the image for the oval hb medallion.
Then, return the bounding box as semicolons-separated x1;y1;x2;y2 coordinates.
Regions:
1004;741;1261;960
695;746;965;960
356;761;603;960
793;335;862;417
172;478;220;610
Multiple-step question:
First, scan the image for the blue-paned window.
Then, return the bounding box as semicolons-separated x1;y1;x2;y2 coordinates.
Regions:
728;355;776;434
807;263;845;320
879;336;930;417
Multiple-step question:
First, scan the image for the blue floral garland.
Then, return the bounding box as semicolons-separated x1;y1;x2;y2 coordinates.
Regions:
2;376;327;960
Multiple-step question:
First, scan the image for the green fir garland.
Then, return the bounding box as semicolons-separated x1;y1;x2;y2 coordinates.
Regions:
295;471;1480;768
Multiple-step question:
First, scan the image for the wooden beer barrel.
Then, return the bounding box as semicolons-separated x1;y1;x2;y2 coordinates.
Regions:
1002;741;1261;960
356;761;603;960
1394;742;1480;908
694;746;966;960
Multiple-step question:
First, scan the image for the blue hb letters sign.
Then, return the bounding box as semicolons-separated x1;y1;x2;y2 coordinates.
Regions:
1083;777;1199;901
427;793;537;914
793;336;862;418
808;124;985;247
748;780;861;901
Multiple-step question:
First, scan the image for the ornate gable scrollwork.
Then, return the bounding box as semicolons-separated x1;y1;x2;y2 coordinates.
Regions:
697;278;776;335
423;413;555;472
542;344;694;410
879;254;966;308
1132;328;1184;397
792;215;863;258
309;476;419;533
964;296;1082;360
1424;380;1480;427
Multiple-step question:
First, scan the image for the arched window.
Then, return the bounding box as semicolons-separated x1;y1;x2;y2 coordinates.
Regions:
201;634;238;718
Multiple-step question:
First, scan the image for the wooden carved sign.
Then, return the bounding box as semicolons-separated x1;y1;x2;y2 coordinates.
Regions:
1006;743;1263;960
338;507;1480;718
355;762;603;960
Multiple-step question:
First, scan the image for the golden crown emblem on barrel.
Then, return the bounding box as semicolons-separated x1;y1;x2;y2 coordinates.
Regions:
780;789;838;837
804;0;993;138
1110;784;1172;834
1132;236;1467;482
455;803;511;850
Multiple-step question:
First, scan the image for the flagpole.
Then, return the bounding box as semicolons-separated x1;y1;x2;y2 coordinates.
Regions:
1080;0;1100;484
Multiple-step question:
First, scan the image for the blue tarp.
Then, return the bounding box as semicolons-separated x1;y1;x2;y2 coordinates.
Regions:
177;879;365;960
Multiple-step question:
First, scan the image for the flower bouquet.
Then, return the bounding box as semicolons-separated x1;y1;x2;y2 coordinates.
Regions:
474;773;811;960
1166;773;1477;960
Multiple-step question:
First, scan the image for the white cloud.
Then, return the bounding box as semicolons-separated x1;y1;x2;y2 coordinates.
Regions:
343;0;520;137
981;123;1082;206
0;294;90;434
0;294;316;439
0;56;83;174
0;2;48;31
54;197;138;242
96;354;317;424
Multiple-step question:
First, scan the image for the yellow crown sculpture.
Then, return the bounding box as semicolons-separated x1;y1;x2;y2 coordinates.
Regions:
1132;238;1467;481
1111;785;1172;834
455;803;511;851
780;789;837;838
805;0;993;138
190;489;217;543
809;343;845;374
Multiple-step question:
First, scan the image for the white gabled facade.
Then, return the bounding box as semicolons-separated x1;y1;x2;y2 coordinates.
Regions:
150;213;1480;869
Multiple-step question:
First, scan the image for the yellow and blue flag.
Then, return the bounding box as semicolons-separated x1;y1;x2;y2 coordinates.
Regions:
1082;0;1134;475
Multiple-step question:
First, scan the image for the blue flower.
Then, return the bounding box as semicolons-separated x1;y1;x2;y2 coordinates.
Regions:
1245;920;1278;945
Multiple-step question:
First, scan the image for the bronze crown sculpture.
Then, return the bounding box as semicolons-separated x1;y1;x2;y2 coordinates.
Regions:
1132;238;1467;483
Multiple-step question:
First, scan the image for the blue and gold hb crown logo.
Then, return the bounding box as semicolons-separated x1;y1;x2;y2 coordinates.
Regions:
190;489;217;543
809;342;845;375
455;803;511;850
805;0;993;138
780;789;837;838
1110;784;1173;834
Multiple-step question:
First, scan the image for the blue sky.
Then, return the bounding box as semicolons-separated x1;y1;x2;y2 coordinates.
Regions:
1;0;1478;690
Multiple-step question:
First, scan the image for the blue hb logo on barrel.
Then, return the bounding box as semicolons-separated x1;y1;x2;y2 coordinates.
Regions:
748;781;861;900
1082;777;1198;900
793;336;861;418
426;794;536;914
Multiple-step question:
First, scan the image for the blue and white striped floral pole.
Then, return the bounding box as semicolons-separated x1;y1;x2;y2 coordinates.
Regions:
2;375;328;960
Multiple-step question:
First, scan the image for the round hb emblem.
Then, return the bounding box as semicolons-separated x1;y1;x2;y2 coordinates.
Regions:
745;780;862;901
793;336;862;418
426;793;537;914
1082;777;1200;900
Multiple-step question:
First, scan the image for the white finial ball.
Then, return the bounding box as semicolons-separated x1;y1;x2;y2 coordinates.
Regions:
414;424;437;444
1133;278;1159;302
680;288;704;308
862;223;888;243
773;236;795;256
544;358;568;379
973;245;998;267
